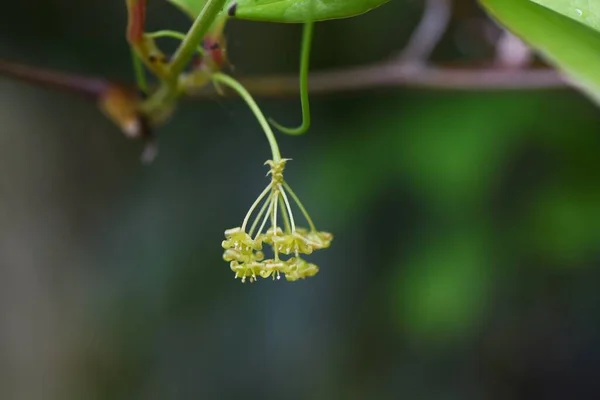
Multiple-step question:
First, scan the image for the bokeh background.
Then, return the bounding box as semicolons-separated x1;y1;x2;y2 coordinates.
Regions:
2;1;600;399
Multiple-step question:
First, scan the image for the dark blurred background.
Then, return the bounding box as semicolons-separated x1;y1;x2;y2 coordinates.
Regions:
2;1;600;399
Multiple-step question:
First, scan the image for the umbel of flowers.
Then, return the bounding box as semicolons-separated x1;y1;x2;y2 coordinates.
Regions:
208;73;332;283
222;159;333;282
123;1;332;282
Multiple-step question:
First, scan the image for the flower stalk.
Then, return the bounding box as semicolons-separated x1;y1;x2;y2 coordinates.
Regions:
211;72;281;161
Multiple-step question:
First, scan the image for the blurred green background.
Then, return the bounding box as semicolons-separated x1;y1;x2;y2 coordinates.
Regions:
2;1;600;399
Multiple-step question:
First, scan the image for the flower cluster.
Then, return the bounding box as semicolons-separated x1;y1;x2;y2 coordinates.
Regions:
222;159;333;283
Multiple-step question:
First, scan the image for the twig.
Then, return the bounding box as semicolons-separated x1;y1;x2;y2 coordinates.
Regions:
0;0;566;102
0;59;109;100
495;30;534;68
184;0;563;99
393;0;452;65
0;58;566;99
192;63;566;98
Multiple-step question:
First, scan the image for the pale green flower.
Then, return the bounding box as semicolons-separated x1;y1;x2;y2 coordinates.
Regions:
222;159;333;283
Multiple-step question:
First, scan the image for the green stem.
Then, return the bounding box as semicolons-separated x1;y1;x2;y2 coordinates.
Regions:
249;192;273;237
241;183;272;232
278;195;292;233
271;190;280;260
169;0;226;77
254;196;275;240
140;0;226;114
269;21;314;135
147;30;186;40
146;30;204;54
130;49;148;93
279;185;296;232
211;72;281;161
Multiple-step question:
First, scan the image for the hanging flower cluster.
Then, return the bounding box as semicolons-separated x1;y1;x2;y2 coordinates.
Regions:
124;1;333;282
222;159;333;283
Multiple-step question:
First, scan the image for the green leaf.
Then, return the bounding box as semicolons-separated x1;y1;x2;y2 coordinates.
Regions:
480;0;600;106
531;0;600;31
169;0;390;23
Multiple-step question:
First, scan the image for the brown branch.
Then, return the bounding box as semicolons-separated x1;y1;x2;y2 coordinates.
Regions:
0;0;566;101
0;57;567;101
190;63;566;98
0;59;157;161
0;59;109;100
392;0;452;64
185;0;562;98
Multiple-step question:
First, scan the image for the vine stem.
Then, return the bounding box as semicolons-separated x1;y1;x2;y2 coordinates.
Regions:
211;72;282;162
269;20;314;135
169;0;225;79
140;0;227;114
130;49;148;93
